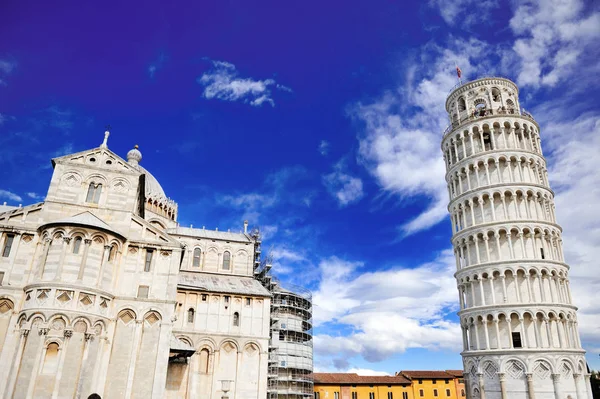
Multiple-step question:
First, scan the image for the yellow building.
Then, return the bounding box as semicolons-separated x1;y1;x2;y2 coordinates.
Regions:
398;371;463;399
314;373;413;399
444;370;466;398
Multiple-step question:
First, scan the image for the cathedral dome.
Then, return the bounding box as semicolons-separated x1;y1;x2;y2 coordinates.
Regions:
137;165;166;199
126;145;166;199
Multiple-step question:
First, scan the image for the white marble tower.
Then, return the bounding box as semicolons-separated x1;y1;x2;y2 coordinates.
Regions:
442;77;593;399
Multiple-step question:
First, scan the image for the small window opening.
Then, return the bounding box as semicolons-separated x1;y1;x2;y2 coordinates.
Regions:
369;393;375;399
512;332;523;348
246;298;251;306
446;389;451;397
192;248;201;267
108;244;117;262
106;160;112;165
433;389;438;397
483;134;493;151
201;294;207;301
224;296;230;304
137;285;149;298
433;379;437;384
89;157;96;163
144;249;153;272
188;308;195;323
85;183;102;204
2;234;15;257
233;312;239;326
73;237;82;254
388;392;393;399
540;248;545;259
42;342;60;374
420;389;424;397
0;271;4;286
222;251;231;270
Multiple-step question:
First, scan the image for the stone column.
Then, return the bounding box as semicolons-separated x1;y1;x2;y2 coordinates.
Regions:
38;237;52;278
551;373;561;399
96;244;111;287
51;329;72;399
4;328;29;398
25;326;50;398
482;319;490;350
526;373;536;399
473;322;480;350
489;276;496;304
500;275;507;303
483;236;490;262
54;236;71;281
124;319;144;398
474;237;481;264
494;318;501;349
77;239;92;281
584;374;593;399
477;373;486;399
498;373;507;399
74;333;95;399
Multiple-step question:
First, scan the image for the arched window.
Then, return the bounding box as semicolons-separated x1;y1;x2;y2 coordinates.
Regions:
86;183;102;204
199;348;210;373
108;244;117;262
233;312;239;326
506;99;515;112
188;308;195;323
42;342;60;374
458;97;466;112
491;87;501;102
222;251;231;270
193;248;201;267
73;237;82;254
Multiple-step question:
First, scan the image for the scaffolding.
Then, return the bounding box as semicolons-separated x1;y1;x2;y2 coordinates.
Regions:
267;283;313;399
252;229;314;399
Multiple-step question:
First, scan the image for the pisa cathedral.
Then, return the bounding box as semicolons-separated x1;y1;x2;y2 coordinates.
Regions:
0;135;313;398
442;77;593;399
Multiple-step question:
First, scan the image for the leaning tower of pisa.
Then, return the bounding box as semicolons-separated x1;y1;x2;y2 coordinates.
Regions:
441;77;593;399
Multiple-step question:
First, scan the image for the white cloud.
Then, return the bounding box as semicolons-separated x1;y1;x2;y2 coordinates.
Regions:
351;39;493;236
0;59;17;74
323;160;364;207
0;189;22;202
26;192;44;201
148;53;167;78
319;140;330;156
430;0;498;27
198;60;291;107
272;247;305;263
313;251;461;363
0;58;17;86
509;0;600;88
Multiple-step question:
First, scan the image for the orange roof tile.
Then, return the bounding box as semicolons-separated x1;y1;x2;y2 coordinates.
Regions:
445;370;464;378
314;373;411;385
399;370;455;380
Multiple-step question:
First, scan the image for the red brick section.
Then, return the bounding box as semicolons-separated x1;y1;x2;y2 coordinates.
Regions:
314;373;411;385
399;371;455;380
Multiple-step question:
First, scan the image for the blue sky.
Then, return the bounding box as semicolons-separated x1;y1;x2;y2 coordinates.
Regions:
1;0;600;374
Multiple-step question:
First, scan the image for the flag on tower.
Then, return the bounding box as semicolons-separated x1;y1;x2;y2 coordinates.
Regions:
456;66;462;79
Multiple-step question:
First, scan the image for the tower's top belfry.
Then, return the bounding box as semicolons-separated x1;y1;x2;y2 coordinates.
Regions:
444;77;529;137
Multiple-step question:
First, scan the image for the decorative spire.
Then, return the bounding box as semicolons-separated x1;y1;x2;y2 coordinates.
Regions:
101;125;111;148
127;144;142;165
